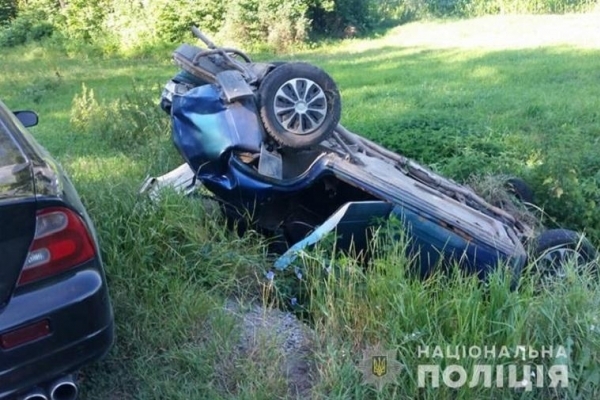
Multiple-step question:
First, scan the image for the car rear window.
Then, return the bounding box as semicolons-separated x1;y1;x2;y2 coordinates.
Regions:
0;123;27;168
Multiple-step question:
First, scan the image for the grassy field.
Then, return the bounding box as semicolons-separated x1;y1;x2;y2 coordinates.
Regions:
1;13;600;400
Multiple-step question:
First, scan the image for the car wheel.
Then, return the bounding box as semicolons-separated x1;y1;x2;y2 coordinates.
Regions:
505;177;535;204
532;229;597;278
258;62;341;149
270;61;287;69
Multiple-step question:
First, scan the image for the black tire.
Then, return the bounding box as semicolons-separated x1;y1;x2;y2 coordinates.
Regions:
269;61;287;69
258;62;341;149
532;229;597;278
505;178;535;204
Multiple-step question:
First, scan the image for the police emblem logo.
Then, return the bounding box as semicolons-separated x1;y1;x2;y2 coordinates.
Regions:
359;343;403;391
372;355;387;377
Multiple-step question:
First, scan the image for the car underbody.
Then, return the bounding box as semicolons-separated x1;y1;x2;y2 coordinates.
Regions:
141;27;595;284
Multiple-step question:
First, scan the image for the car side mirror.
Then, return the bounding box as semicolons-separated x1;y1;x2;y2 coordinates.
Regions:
13;110;39;127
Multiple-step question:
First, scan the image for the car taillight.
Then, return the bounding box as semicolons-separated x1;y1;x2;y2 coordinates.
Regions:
17;207;96;286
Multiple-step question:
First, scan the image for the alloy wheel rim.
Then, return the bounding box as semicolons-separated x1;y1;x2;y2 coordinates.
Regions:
273;78;327;135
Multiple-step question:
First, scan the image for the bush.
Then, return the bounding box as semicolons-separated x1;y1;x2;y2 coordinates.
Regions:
59;0;108;41
0;15;29;47
0;0;17;26
4;0;599;52
309;0;376;36
5;0;312;51
152;0;225;43
525;132;600;242
219;0;309;50
0;9;53;47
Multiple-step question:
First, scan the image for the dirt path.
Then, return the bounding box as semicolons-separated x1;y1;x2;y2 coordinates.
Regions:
225;300;316;397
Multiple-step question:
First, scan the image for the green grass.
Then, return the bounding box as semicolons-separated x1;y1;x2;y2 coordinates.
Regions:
1;13;599;399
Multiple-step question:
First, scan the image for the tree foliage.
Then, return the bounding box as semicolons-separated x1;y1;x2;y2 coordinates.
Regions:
0;0;55;46
309;0;376;36
152;0;225;43
0;0;17;26
1;0;597;49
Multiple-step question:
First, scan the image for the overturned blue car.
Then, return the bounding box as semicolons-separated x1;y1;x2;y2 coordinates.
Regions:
142;28;596;281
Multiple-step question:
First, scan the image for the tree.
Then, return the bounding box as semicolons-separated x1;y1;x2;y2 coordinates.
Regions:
0;0;17;25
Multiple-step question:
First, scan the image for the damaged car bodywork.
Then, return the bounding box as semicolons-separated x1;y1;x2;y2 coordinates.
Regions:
143;28;595;280
163;85;528;279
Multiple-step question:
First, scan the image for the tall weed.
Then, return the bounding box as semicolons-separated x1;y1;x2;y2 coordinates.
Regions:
290;225;600;398
70;83;170;151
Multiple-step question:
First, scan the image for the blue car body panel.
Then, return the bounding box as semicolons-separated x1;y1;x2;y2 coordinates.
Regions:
274;200;525;279
171;85;263;173
391;205;525;279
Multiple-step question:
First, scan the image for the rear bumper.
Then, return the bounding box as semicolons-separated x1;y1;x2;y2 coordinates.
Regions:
0;264;114;399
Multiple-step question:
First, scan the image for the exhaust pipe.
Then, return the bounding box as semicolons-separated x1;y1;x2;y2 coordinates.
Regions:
21;387;48;400
48;375;78;400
